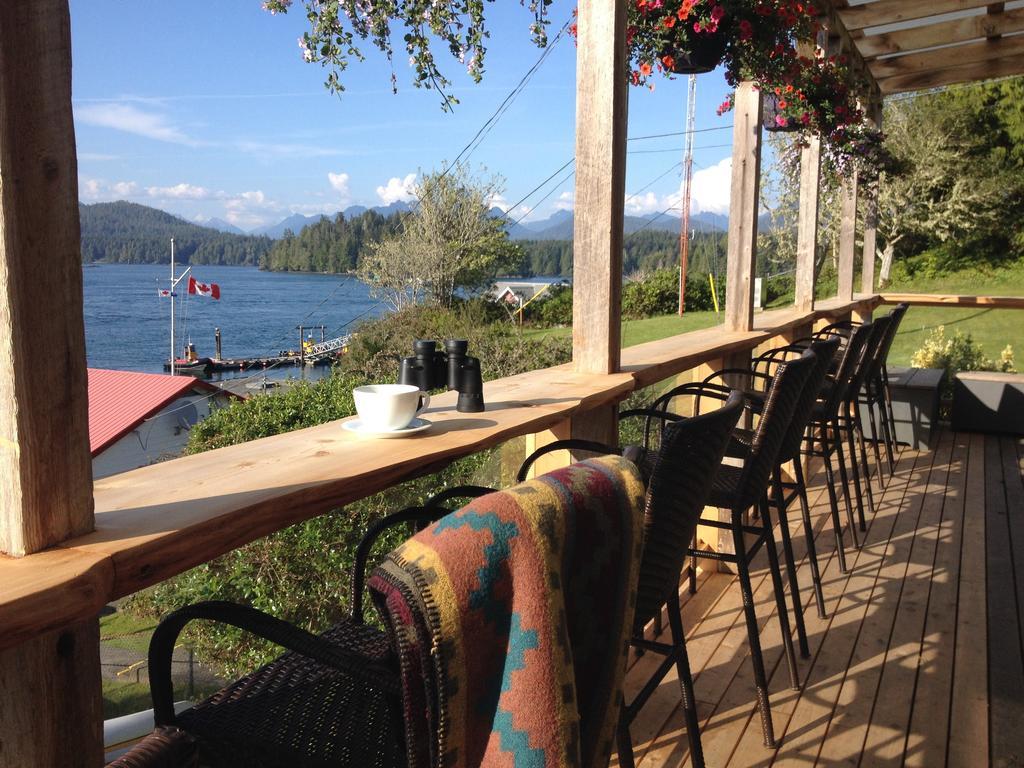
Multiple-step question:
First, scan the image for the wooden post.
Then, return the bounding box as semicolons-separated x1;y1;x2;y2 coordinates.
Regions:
794;135;821;312
861;105;882;296
0;2;102;764
724;81;762;332
572;0;627;375
837;171;859;301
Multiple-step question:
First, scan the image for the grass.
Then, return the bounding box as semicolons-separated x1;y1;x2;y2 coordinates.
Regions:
100;609;157;652
884;261;1024;366
103;679;155;720
525;310;723;347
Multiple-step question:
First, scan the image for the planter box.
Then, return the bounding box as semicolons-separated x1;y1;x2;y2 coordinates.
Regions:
861;366;945;451
952;371;1024;435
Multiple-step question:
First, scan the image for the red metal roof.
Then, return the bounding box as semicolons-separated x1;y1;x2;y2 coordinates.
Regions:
87;369;221;455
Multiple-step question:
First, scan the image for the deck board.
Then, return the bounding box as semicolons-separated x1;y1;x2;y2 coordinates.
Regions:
620;430;1023;767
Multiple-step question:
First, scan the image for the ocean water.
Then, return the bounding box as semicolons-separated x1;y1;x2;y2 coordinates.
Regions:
82;264;383;380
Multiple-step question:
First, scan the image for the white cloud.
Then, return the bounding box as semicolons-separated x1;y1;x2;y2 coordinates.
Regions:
624;191;663;217
690;157;732;215
376;173;417;205
235;140;347;158
78;152;119;162
146;183;210;200
327;172;352;204
75;102;198;145
553;191;574;212
79;177;139;201
487;193;510;212
110;181;138;196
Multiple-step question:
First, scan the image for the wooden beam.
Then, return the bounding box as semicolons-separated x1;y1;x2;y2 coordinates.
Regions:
840;1;994;33
0;621;104;768
857;7;1024;59
0;0;93;558
879;293;1024;309
572;0;627;375
795;136;822;313
837;172;858;302
869;34;1024;80
0;3;102;764
861;106;881;297
724;82;762;333
878;52;1024;93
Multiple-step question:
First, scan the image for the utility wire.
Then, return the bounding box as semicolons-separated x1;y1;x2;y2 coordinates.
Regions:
628;125;732;141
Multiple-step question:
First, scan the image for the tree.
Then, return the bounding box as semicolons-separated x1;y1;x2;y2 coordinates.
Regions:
875;82;1022;284
262;0;552;110
358;167;520;309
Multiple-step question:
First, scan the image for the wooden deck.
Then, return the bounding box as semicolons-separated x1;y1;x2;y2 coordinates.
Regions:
619;430;1024;768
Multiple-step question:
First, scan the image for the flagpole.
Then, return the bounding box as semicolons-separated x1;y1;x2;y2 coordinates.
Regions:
170;238;175;376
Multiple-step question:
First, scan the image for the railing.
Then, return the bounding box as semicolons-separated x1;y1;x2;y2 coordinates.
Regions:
0;294;884;654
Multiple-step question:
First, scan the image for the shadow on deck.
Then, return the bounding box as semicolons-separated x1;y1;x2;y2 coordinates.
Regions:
618;430;1024;768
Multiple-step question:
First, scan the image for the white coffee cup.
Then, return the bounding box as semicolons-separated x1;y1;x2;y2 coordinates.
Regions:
352;384;430;431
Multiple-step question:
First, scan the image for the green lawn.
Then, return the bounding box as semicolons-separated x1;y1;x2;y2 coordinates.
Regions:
103;679;155;719
885;261;1024;366
525;310;723;347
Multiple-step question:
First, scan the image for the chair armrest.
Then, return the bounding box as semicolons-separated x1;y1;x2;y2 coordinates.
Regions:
149;602;399;727
517;439;621;483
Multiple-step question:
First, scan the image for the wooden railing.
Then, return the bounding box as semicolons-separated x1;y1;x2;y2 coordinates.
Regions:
879;293;1024;309
0;294;881;654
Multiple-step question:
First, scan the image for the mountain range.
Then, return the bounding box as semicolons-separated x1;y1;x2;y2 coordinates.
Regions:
244;203;733;241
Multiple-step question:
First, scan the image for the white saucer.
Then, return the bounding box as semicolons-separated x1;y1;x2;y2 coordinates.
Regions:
342;417;432;439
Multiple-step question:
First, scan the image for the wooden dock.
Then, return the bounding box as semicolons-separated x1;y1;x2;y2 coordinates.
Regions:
619;430;1024;767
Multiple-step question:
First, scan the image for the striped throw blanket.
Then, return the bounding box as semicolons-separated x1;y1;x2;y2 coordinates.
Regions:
368;455;645;768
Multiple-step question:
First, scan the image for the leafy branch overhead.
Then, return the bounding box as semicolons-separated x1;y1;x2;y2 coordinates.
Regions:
262;0;553;110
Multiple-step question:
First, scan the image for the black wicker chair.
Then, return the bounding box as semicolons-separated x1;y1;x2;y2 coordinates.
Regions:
663;351;817;748
795;321;876;557
517;388;746;768
855;303;910;478
118;486;494;768
700;336;842;645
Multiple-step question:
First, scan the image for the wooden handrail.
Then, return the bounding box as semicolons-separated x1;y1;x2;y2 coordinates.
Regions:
879;293;1024;309
0;295;880;652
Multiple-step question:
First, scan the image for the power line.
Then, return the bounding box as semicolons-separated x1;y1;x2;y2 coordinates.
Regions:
629;142;732;155
510;167;576;228
628;125;732;141
445;18;571;174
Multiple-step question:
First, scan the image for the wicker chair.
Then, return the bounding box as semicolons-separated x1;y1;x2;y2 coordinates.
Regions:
114;487;494;768
699;336;842;644
795;322;876;556
856;303;910;478
516;388;745;768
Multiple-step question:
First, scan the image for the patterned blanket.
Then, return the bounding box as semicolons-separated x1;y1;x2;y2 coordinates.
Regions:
368;455;645;768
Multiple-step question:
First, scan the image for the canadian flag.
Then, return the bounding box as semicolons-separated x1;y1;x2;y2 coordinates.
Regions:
188;276;221;300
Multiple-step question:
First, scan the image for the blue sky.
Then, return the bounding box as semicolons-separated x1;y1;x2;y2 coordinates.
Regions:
71;0;738;231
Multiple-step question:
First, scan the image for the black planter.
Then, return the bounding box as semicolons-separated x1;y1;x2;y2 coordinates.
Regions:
762;93;802;132
662;33;726;74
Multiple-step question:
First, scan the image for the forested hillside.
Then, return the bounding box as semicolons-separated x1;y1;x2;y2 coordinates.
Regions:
259;210;405;272
80;201;272;265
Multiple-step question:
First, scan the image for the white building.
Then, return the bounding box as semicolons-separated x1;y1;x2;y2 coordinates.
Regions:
88;368;238;479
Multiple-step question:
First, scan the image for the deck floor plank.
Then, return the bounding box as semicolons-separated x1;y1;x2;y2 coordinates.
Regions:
858;433;955;765
773;443;927;768
902;433;970;768
618;430;1022;768
991;436;1024;767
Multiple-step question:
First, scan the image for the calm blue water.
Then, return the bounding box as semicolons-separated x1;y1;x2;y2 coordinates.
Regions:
83;264;382;379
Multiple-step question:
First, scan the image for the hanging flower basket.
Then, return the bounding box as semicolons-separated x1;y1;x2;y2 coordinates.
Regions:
762;93;802;132
661;33;727;75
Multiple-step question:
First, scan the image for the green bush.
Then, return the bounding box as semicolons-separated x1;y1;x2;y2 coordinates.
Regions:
535;283;573;326
622;269;679;319
910;325;1016;397
129;304;572;677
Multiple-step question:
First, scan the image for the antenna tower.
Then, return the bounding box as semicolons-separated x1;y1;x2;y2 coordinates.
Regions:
678;74;697;315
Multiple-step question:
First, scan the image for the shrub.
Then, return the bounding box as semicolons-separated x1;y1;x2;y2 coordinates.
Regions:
622;268;679;319
910;325;1016;397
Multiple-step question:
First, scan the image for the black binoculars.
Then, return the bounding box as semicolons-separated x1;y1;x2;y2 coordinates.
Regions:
398;339;484;413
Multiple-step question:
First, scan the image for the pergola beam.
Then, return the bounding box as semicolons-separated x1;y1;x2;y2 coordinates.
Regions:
869;34;1024;80
840;0;995;33
878;52;1024;93
857;7;1024;59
